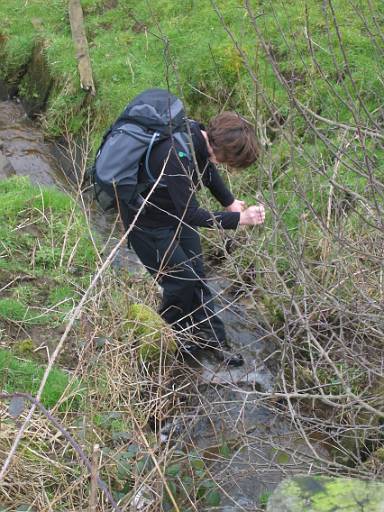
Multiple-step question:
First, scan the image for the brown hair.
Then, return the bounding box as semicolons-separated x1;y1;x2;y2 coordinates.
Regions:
207;111;260;169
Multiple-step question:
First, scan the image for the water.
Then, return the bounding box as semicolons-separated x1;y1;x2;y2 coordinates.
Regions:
0;99;60;186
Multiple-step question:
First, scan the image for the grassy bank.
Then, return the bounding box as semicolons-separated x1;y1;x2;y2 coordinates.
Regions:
1;1;383;233
1;0;383;236
0;175;180;509
0;176;96;358
0;1;382;133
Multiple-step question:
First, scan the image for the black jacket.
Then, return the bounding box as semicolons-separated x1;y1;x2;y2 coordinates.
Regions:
134;121;240;229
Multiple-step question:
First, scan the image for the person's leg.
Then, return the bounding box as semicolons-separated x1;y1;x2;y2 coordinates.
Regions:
123;215;243;365
176;225;226;342
176;225;244;366
128;227;202;332
118;200;199;330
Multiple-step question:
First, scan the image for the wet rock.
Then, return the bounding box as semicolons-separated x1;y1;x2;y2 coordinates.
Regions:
266;476;384;511
209;277;279;374
197;352;274;391
0;149;15;179
111;245;146;275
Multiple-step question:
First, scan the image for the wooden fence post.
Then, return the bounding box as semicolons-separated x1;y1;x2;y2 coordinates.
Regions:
69;0;96;96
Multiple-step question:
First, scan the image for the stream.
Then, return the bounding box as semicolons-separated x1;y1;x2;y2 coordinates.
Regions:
0;92;331;511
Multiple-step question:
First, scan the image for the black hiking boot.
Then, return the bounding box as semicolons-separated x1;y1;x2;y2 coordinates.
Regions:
193;329;244;367
216;346;244;367
176;333;202;357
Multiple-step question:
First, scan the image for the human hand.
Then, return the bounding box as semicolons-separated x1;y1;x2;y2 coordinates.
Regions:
226;199;246;213
239;204;265;225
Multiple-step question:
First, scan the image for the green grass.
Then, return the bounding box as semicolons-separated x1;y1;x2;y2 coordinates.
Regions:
0;175;97;270
0;175;97;328
0;4;383;507
0;0;382;326
0;299;32;323
1;2;382;268
0;0;382;141
0;348;83;409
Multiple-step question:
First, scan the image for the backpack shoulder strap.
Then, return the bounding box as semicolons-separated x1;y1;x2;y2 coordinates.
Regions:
144;131;161;181
173;131;192;161
142;129;192;187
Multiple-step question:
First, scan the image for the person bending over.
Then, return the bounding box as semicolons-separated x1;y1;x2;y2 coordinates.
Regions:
119;111;265;366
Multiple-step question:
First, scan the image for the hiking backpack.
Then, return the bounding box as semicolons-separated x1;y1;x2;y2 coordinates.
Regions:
90;88;192;212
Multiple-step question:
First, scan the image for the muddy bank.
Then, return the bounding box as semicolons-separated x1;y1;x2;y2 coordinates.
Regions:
0;38;53;116
0;80;9;102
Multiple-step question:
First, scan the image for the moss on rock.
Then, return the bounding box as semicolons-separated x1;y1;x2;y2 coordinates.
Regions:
126;303;177;363
12;338;35;356
267;476;384;512
126;303;165;339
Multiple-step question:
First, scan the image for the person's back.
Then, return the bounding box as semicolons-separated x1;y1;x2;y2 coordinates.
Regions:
129;120;239;230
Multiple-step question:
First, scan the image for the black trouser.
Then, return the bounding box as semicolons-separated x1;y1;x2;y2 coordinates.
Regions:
126;223;226;343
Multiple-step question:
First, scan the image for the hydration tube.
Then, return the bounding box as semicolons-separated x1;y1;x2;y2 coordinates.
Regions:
145;131;160;182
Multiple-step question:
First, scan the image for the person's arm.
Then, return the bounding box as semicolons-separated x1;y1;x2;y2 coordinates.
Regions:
201;162;247;214
165;153;240;229
201;162;236;207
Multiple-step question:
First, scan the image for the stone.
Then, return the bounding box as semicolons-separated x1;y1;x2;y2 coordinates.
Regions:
266;475;384;512
0;150;15;180
126;303;177;363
